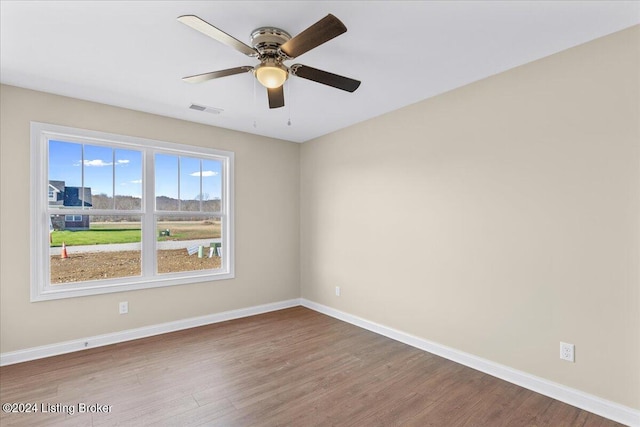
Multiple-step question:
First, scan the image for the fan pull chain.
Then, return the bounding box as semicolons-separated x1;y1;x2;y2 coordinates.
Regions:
253;77;258;128
287;79;293;126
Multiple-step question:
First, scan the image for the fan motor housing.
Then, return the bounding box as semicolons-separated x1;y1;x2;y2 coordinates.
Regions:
250;27;291;56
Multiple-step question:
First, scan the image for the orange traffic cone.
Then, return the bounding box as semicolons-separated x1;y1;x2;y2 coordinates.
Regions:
61;242;69;259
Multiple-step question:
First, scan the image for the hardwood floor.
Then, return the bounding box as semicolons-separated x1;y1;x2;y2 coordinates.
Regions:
0;307;625;426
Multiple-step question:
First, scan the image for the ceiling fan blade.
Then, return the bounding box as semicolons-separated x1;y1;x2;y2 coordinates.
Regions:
280;14;347;58
291;64;361;92
178;15;257;57
267;86;285;109
182;66;253;84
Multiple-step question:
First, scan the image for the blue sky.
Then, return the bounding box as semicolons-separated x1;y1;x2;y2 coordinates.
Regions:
155;153;222;201
49;140;222;201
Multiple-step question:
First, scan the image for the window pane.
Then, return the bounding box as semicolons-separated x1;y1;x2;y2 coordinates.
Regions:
156;216;222;274
115;149;142;210
84;144;114;209
202;159;222;212
180;156;201;211
48;140;82;210
49;215;141;284
155;154;178;210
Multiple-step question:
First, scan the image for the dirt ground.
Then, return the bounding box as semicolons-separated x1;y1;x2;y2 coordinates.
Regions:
50;250;222;284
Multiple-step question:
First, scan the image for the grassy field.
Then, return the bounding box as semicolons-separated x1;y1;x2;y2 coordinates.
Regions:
51;220;220;247
51;229;141;247
156;220;221;242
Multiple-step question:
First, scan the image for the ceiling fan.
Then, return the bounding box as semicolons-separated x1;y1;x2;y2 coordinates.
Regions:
178;14;361;109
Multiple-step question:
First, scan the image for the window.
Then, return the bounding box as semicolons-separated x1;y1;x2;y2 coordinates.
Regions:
31;122;234;301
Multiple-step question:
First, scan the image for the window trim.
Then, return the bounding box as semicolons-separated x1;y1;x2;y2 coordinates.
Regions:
31;122;235;301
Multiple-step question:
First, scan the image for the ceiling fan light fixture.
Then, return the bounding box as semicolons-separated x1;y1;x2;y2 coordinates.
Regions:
255;62;288;88
179;14;360;109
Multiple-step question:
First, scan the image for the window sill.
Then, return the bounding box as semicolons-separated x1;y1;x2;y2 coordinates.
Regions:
31;270;235;302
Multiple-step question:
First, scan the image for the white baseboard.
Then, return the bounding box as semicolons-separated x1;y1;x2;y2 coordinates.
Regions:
2;297;637;426
300;299;640;427
0;298;301;367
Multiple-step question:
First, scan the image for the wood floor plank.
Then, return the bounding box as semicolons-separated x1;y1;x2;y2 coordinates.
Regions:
0;306;626;426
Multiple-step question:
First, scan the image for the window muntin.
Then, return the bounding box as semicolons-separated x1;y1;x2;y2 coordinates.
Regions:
155;154;223;212
115;149;142;210
155;153;179;210
31;122;234;301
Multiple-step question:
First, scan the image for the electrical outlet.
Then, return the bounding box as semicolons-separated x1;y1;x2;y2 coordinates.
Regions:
335;286;341;296
560;342;574;362
119;301;128;315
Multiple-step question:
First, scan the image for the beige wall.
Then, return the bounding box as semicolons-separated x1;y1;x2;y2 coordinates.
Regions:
1;25;638;411
0;85;300;353
300;26;640;409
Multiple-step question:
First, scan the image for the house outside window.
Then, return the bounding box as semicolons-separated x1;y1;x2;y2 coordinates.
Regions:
31;122;234;301
48;185;58;202
64;215;83;222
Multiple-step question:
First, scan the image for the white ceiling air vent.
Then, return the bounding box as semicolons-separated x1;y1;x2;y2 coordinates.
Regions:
189;103;223;114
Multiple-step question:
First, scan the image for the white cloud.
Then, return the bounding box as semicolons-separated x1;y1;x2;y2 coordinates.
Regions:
84;159;111;167
130;179;142;184
75;159;130;167
190;170;218;177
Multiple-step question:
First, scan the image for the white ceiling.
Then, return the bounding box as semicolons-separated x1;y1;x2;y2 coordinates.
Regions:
1;1;638;143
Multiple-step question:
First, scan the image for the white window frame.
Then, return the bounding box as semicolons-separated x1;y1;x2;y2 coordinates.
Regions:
30;122;235;301
64;214;83;222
